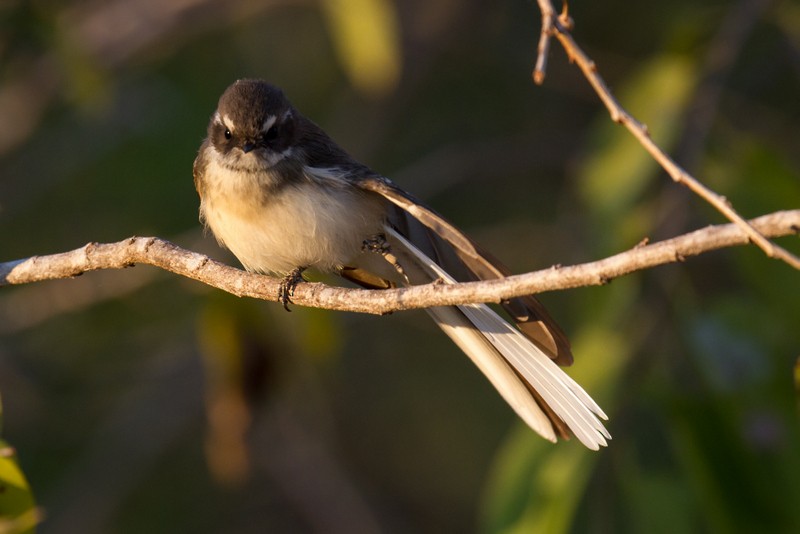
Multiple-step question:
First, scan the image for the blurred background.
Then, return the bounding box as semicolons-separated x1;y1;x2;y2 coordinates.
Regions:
1;0;799;532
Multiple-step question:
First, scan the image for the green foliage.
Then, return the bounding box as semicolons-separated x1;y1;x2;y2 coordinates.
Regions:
580;55;696;221
0;397;37;534
320;0;401;97
0;0;798;532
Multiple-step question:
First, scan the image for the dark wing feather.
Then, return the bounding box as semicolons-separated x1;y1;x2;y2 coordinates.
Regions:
357;175;574;366
291;114;574;366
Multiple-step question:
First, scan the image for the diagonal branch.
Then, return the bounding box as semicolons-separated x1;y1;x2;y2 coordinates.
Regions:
532;0;800;270
2;210;797;315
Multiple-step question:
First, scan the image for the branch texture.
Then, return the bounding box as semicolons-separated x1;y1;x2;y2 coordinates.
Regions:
2;210;797;315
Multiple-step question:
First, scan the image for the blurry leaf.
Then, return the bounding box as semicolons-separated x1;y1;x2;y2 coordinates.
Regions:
704;133;800;217
194;294;343;485
479;429;593;534
569;324;629;396
480;325;629;533
320;0;401;97
579;55;696;218
690;313;768;392
0;399;38;534
291;306;342;361
52;23;112;112
196;301;259;487
675;292;800;530
670;397;796;532
619;457;693;534
287;273;345;362
775;1;800;48
795;356;800;416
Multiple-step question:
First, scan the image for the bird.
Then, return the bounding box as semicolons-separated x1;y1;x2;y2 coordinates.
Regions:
193;79;610;449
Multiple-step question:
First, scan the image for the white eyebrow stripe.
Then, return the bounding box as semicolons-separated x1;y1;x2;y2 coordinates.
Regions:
261;115;277;132
222;113;235;131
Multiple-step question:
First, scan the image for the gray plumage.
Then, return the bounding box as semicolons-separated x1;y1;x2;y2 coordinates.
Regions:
193;79;609;448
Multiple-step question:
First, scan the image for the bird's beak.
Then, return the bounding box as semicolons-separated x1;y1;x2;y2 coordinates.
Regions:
242;141;256;153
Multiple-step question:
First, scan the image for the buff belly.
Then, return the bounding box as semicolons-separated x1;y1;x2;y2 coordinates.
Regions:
201;176;386;275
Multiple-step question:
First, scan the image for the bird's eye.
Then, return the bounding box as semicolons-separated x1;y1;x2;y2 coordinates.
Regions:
224;129;232;140
264;125;278;141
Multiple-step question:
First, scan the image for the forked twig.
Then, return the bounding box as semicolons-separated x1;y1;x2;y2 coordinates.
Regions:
532;0;800;270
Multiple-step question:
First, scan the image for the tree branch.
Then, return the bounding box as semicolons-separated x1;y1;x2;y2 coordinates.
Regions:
532;0;800;270
2;210;797;315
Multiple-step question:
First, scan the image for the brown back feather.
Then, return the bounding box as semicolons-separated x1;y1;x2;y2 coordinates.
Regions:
357;176;574;366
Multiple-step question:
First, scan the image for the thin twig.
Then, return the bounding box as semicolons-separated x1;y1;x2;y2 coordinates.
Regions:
2;210;797;315
532;0;556;84
533;0;800;270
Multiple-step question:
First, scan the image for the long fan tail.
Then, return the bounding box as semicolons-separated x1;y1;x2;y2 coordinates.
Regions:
384;227;610;450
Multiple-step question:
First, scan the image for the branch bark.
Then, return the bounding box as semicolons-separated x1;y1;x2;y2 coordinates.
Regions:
2;210;797;315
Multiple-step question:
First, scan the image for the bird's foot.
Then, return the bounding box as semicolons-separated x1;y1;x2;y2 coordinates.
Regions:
279;267;306;311
363;234;407;282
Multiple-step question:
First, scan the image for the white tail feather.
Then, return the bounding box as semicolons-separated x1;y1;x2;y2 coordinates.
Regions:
385;227;610;450
428;305;559;442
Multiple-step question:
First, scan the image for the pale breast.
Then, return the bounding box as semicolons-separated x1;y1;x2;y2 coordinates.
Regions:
200;157;387;275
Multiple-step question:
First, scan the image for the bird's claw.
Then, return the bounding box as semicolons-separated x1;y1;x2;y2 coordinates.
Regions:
279;267;306;311
363;234;407;282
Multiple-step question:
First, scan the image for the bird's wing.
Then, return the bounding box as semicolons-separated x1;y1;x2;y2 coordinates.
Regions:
356;175;574;366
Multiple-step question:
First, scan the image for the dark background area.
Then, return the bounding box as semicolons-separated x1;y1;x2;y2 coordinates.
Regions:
1;0;799;532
